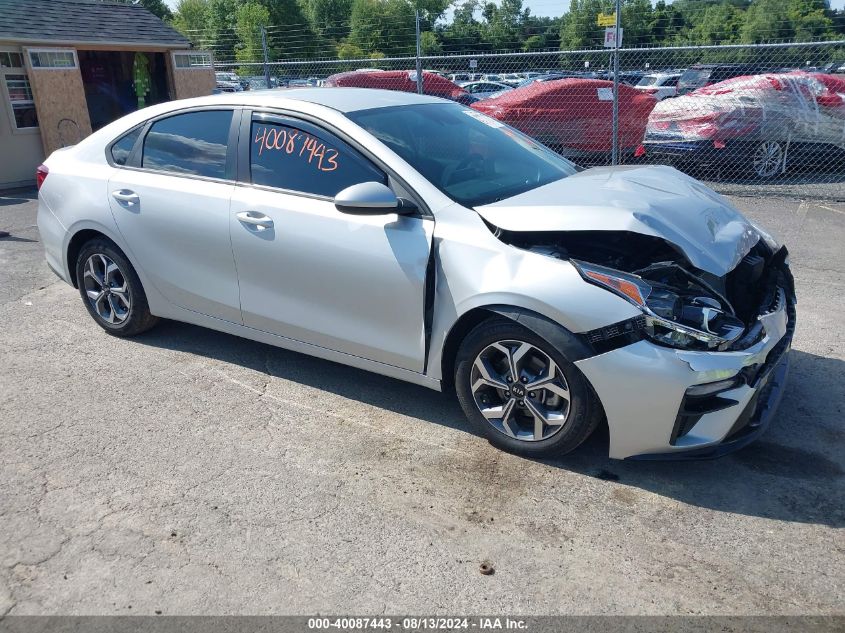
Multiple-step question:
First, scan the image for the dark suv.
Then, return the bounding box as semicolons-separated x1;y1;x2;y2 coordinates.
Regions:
676;64;770;95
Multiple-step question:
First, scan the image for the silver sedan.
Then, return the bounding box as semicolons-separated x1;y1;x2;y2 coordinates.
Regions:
36;89;795;459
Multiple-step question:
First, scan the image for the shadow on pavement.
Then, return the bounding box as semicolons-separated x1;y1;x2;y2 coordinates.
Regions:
135;321;844;528
0;187;37;205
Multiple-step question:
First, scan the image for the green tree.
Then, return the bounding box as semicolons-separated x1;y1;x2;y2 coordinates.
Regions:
689;3;745;44
420;30;443;54
139;0;173;20
481;0;529;50
349;0;416;56
302;0;355;40
522;34;545;50
742;0;794;41
235;1;271;67
337;41;368;58
410;0;451;23
172;0;210;45
205;0;239;61
788;0;835;40
648;0;687;44
620;0;654;46
257;0;324;58
438;0;484;53
559;0;608;49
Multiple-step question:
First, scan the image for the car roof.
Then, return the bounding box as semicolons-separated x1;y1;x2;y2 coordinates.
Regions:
163;87;447;114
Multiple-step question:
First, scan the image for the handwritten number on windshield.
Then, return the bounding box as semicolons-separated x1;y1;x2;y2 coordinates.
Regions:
254;126;339;172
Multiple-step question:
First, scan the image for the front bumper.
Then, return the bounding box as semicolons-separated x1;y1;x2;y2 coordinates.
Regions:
575;284;795;460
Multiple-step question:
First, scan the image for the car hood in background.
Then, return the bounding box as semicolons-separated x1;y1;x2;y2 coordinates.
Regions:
474;165;762;276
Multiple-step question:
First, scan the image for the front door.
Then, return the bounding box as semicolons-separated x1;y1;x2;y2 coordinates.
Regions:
229;114;433;372
107;108;241;323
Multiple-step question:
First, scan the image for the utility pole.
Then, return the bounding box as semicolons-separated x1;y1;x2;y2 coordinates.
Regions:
261;26;271;89
415;10;423;95
611;0;621;166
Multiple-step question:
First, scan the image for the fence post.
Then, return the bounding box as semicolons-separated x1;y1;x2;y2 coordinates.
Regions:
611;0;621;166
415;10;423;95
261;26;271;89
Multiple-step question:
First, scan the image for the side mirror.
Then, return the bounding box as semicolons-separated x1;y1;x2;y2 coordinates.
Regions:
334;182;400;215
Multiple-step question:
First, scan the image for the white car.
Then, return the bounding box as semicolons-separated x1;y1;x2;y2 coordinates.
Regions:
36;89;795;460
635;72;681;100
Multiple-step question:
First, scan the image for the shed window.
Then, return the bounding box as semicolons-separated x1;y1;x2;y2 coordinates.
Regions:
173;52;212;69
0;52;23;68
4;74;37;129
28;49;77;69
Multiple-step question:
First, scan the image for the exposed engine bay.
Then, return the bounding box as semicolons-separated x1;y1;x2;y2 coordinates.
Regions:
492;227;793;352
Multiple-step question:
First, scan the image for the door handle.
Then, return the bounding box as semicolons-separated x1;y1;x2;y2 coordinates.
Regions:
112;189;139;207
237;211;274;230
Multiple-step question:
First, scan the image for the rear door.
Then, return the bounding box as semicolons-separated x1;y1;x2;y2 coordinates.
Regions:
107;108;242;323
229;112;434;371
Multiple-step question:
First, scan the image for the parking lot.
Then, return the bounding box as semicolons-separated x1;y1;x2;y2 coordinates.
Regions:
0;188;843;615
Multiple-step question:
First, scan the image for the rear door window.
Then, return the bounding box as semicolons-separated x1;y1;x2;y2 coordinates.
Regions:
142;110;233;179
249;118;386;198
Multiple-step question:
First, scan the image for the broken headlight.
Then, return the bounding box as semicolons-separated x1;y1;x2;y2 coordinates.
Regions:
573;260;745;351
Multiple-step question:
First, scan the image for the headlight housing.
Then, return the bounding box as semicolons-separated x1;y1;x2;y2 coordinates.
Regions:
573;260;745;351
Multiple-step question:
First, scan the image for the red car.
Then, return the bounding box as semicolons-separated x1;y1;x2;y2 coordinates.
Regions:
324;70;477;105
643;72;845;179
470;79;657;160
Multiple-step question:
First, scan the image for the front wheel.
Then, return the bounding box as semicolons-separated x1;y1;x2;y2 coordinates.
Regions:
454;318;601;457
75;238;159;337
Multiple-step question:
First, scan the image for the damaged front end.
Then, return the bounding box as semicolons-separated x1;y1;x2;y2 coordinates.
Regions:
494;228;795;356
491;226;796;458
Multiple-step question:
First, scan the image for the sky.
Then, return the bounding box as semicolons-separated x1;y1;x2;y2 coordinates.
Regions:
161;0;845;21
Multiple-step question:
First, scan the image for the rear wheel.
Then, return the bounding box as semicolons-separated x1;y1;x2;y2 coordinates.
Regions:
75;238;158;337
454;318;601;457
752;140;784;179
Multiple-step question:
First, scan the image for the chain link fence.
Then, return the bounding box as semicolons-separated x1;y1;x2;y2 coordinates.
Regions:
210;29;845;198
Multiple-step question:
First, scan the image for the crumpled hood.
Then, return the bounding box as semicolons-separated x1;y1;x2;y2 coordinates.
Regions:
475;165;762;276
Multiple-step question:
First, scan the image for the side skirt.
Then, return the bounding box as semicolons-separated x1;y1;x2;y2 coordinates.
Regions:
151;303;443;392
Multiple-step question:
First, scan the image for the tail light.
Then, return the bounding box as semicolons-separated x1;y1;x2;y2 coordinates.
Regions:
36;164;49;190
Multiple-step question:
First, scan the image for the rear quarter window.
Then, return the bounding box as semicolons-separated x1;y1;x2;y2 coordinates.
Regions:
110;128;142;166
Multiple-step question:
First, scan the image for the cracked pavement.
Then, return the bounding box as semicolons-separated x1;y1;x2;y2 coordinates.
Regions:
0;189;843;615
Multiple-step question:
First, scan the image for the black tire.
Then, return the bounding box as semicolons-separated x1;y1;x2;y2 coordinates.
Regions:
454;317;602;457
75;238;158;337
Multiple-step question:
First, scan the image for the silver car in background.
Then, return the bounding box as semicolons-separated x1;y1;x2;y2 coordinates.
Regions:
459;80;514;99
36;89;795;460
635;71;682;100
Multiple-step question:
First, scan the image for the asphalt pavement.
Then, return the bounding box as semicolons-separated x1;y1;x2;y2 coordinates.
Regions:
0;187;842;615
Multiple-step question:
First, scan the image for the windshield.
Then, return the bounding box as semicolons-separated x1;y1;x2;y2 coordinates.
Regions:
347;103;577;207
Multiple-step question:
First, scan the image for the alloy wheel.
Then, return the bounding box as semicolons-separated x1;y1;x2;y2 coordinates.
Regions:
470;340;571;442
82;253;131;324
752;141;783;179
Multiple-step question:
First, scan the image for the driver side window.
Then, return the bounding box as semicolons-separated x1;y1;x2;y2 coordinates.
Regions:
249;118;387;198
